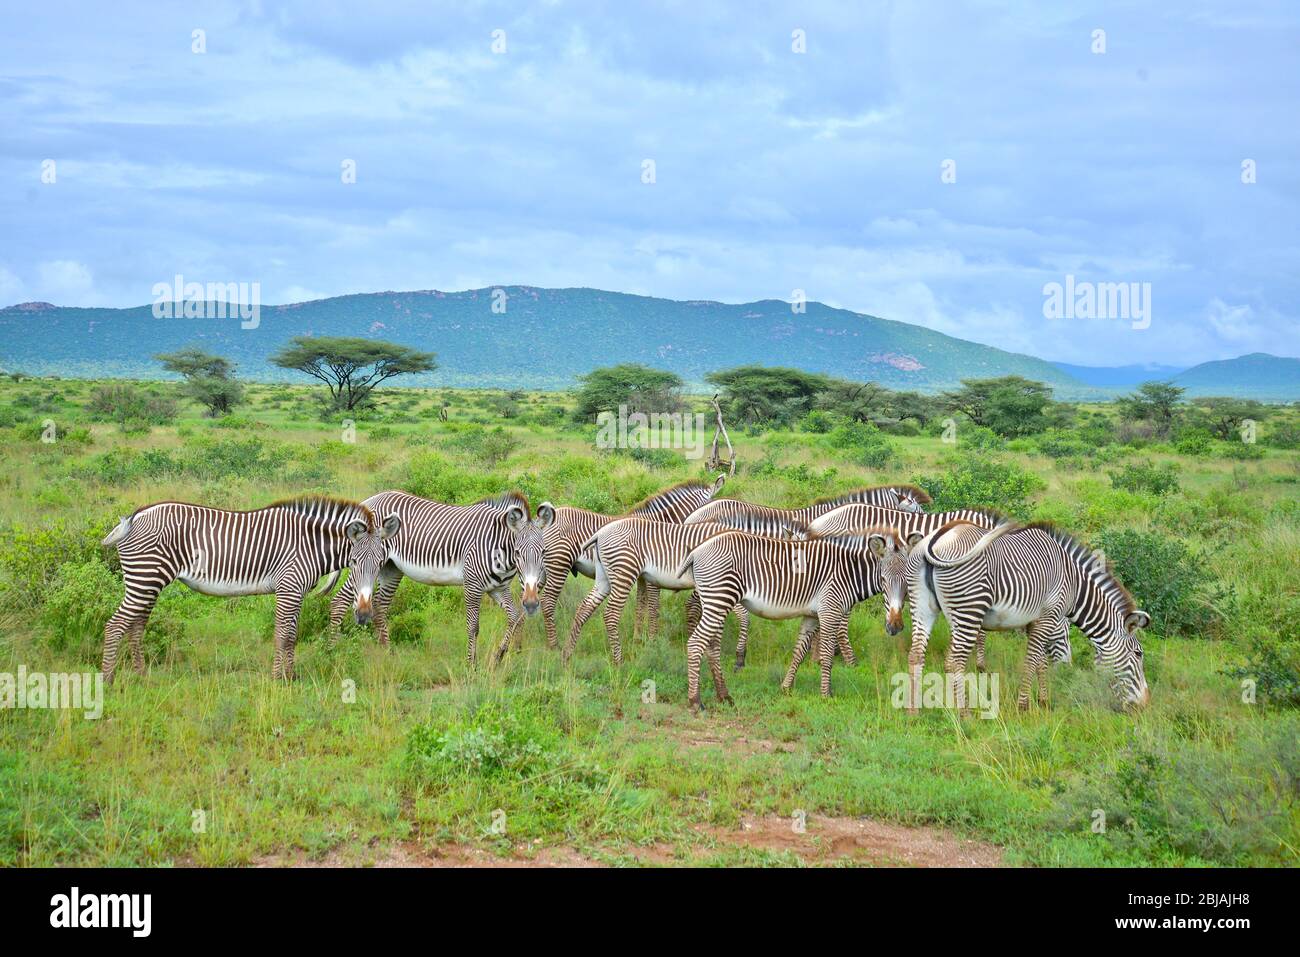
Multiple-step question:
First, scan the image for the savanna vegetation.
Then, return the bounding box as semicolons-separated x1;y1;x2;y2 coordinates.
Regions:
0;366;1297;867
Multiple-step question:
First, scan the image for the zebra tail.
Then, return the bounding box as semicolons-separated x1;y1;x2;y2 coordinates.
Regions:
923;520;1018;569
312;570;342;596
101;516;132;548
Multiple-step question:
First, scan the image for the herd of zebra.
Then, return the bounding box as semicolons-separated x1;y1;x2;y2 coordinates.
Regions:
99;474;1150;712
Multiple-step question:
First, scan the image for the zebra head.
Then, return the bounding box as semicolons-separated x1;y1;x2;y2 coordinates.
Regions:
1108;610;1151;710
507;501;555;615
868;529;924;635
893;485;931;513
345;513;402;625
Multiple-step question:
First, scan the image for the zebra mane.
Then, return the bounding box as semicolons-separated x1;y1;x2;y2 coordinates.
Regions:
1016;521;1138;615
627;480;715;517
267;495;376;527
713;513;809;539
478;490;530;514
808;484;932;508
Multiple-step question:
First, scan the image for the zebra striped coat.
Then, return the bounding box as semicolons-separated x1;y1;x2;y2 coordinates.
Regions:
100;496;396;682
537;476;726;649
327;490;547;665
564;514;806;665
676;529;902;709
903;520;1151;712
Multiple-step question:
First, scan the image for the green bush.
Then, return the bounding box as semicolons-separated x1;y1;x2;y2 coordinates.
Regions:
38;559;121;658
1093;528;1230;638
404;452;505;503
1108;461;1180;496
799;409;836;434
915;454;1045;516
1173;428;1214;456
823;421;895;468
0;518;106;610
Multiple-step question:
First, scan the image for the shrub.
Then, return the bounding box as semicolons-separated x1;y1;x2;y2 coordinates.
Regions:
38;559;121;658
86;384;177;429
0;518;106;610
1092;528;1230;638
800;409;835;434
404;452;504;503
823;421;895;468
1173;428;1214;456
915;454;1045;516
1035;429;1092;459
1108;461;1180;496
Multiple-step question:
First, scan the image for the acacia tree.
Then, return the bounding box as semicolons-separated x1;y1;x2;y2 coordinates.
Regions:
1117;381;1186;438
574;364;684;420
942;375;1054;436
155;347;245;416
271;336;437;411
706;365;831;426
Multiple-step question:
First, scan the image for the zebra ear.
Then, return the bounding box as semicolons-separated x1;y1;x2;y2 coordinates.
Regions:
1125;610;1151;631
345;520;368;543
380;515;402;539
711;474;726;496
505;506;527;531
906;531;925;548
867;533;888;557
534;502;556;529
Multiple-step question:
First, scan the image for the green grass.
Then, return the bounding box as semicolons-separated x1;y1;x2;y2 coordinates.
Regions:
1;378;1297;867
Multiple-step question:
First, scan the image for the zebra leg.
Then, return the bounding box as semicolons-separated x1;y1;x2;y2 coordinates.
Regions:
599;573;637;666
102;578;164;685
273;590;306;681
906;586;940;715
780;617;819;691
463;587;484;666
563;579;610;663
836;623;857;668
685;591;702;635
643;584;661;639
686;608;728;712
705;628;732;705
1022;617;1066;710
328;576;355;644
371;564;404;649
539;586;561;650
490;585;525;665
732;604;751;670
945;613;985;717
975;630;988;673
819;613;849;697
127;617;147;675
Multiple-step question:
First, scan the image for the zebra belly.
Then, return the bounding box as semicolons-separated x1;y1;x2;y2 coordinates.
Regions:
392;556;465;586
642;560;692;590
741;594;809;620
981;603;1037;630
573;556;596;579
177;574;271;597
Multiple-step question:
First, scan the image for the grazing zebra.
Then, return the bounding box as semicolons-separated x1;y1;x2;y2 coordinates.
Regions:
676;528;905;709
327;490;553;665
681;484;931;528
100;496;398;683
563;514;807;665
903;520;1150;713
536;476;726;649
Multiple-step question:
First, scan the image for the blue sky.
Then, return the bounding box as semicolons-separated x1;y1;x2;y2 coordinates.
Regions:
1;0;1296;366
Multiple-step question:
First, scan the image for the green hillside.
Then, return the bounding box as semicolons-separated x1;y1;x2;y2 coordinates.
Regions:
0;288;1096;395
1172;353;1300;401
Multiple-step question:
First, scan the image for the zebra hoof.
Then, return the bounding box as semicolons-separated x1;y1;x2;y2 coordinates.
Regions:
732;661;745;673
718;693;735;707
687;697;704;713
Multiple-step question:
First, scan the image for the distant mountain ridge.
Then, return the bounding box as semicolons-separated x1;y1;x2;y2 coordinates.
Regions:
0;288;1294;400
1050;361;1188;388
1170;353;1300;401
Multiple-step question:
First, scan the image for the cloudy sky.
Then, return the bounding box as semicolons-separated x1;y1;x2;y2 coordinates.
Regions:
1;0;1296;366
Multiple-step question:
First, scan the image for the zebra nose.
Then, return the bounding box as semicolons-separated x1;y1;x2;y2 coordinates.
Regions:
523;599;540;614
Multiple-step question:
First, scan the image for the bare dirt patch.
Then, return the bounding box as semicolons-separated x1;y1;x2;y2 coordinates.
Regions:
699;814;1004;867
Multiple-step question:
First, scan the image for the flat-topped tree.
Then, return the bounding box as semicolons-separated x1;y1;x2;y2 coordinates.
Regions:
271;336;437;411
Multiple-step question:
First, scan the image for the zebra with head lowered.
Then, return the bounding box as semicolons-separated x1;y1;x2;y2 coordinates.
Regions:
327;490;554;665
100;496;399;683
902;520;1151;713
536;476;726;649
676;528;908;710
563;513;807;666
